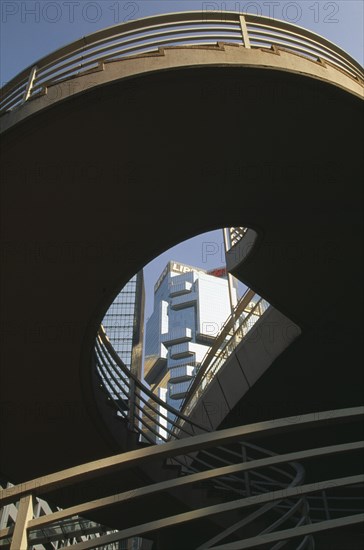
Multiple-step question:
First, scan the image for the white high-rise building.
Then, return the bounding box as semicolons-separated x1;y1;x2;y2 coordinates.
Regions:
144;262;237;423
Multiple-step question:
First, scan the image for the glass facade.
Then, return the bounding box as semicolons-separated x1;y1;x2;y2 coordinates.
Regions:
97;272;144;402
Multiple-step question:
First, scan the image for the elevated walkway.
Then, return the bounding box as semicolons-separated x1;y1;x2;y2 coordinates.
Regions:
0;11;363;548
1;407;363;549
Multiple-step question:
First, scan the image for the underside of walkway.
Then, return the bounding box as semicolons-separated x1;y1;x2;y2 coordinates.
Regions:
1;42;362;505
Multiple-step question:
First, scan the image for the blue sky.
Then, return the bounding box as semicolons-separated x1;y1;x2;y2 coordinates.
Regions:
1;1;362;317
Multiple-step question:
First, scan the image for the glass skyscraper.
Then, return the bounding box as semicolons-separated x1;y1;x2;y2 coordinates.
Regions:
96;271;144;404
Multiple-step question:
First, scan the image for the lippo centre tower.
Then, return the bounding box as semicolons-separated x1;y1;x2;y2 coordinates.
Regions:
144;261;237;431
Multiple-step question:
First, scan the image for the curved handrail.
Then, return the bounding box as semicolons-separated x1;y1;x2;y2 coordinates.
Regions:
95;310;308;513
1;408;362;549
6;407;357;502
96;325;207;438
95;330;363;533
1;10;363;115
176;293;270;427
95;286;271;444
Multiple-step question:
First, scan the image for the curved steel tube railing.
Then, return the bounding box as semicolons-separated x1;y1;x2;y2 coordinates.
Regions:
95;324;206;443
0;408;362;550
96;318;292;491
93;313;364;550
95;305;311;543
176;291;270;427
95;286;269;444
1;11;363;115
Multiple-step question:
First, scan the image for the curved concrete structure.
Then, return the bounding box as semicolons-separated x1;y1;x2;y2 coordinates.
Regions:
0;11;363;517
1;41;362;135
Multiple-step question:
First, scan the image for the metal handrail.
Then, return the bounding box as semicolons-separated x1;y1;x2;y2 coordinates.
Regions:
176;294;270;427
96;326;206;437
94;316;336;545
1;408;362;550
95;316;307;511
95;286;270;444
1;11;362;115
176;287;256;414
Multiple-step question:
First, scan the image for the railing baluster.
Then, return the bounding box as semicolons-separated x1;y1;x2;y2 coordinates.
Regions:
239;15;251;48
10;495;33;550
242;444;251;497
22;66;37;103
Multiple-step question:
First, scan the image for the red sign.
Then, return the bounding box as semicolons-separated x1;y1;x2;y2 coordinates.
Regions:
207;267;227;278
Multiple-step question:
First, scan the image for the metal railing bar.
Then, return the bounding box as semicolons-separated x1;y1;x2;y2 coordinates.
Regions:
178;455;246;496
94;383;128;420
96;340;197;439
1;10;362;114
0;414;364;504
26;459;280;529
242;477;287;493
247;20;363;76
7;438;364;516
0;85;28;111
93;32;240;57
133;402;184;440
31;33;238;91
249;36;358;77
96;367;128;404
95;346;131;394
192;449;296;492
95;371;130;419
132;387;195;437
132;409;169;441
0;84;27;108
2;10;360;95
249;461;302;483
28;521;110;546
248;26;358;70
5;32;242;110
0;95;26;115
2;409;362;506
26;457;356;538
179;457;249;496
178;300;269;425
196;500;288;550
260;498;307;534
59;478;364;550
244;445;299;482
0;527;13;541
96;346;130;390
0;12;239;96
200;447;297;481
245;13;363;73
0;94;28;114
209;443;295;479
254;37;359;80
177;289;256;417
34;24;241;86
97;360;194;440
209;512;364;550
98;329;207;432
